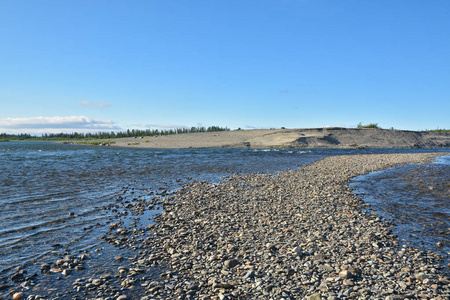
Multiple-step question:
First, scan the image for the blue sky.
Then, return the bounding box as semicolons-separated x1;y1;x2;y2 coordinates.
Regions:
0;0;449;134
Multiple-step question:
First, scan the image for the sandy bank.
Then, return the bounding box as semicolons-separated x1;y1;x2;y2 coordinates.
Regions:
84;128;450;149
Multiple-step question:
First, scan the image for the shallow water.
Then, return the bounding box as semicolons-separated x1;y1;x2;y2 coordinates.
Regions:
0;142;449;291
0;142;329;280
350;155;450;264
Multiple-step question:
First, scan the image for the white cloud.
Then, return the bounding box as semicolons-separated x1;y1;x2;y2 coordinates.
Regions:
78;100;112;108
0;116;121;134
98;101;111;108
78;100;91;106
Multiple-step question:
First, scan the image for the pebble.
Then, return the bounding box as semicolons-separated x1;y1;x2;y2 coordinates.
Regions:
224;259;240;269
140;153;450;299
12;292;23;300
6;153;449;299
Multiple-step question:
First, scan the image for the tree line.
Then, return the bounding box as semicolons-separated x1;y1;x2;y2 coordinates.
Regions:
0;126;230;141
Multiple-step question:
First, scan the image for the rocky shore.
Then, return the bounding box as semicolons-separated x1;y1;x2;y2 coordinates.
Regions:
4;153;450;299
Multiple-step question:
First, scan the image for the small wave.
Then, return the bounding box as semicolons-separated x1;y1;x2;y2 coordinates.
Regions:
298;150;312;154
350;161;450;265
434;155;450;166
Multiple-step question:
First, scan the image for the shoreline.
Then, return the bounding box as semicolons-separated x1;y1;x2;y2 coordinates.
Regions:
4;152;450;299
143;152;450;299
76;128;450;149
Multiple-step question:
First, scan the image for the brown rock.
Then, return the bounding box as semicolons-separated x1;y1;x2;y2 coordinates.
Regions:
339;270;353;279
224;259;240;269
13;292;23;300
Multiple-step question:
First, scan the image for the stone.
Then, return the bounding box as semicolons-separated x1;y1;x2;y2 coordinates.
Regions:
343;279;354;286
243;270;255;279
10;273;24;282
224;259;240;269
62;269;71;276
50;268;62;273
415;273;428;281
213;282;235;289
306;293;321;300
339;270;353;279
319;282;329;292
13;292;23;300
291;246;302;256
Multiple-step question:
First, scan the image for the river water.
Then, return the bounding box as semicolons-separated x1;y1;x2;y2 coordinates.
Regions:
0;142;448;295
350;155;450;264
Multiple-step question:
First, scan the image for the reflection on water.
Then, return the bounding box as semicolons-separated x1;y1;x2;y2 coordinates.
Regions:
350;155;450;264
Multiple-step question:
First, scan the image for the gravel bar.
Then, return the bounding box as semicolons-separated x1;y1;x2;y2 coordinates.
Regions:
130;153;449;299
15;153;450;300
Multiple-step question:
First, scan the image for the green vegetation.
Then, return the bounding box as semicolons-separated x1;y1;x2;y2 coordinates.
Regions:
0;126;230;141
0;138;8;142
355;124;449;132
357;122;380;129
427;129;450;133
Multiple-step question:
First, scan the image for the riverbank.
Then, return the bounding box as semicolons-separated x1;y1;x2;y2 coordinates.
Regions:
78;128;450;149
141;152;450;299
9;152;449;299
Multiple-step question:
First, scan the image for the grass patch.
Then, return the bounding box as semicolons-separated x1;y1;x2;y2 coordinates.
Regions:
128;143;140;145
357;122;380;129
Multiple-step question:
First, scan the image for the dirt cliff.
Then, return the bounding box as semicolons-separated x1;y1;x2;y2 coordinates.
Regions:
99;128;450;149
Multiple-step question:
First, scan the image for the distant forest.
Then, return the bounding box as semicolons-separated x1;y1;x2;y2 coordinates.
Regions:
0;126;230;141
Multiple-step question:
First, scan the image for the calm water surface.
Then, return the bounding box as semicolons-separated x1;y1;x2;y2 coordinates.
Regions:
0;142;448;288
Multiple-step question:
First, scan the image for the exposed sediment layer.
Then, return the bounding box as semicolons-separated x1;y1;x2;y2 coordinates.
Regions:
89;128;450;149
119;153;449;299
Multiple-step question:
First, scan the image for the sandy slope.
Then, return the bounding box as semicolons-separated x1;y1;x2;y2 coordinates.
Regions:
89;128;450;149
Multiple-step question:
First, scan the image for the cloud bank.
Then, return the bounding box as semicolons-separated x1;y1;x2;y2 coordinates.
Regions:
0;116;121;134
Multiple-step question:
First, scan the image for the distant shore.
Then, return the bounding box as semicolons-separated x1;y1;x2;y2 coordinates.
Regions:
78;128;450;149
